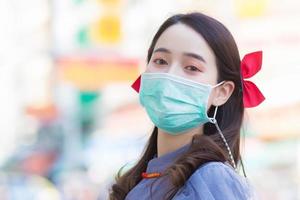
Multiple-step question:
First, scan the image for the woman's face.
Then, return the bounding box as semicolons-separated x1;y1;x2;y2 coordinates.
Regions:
146;23;218;86
146;23;234;108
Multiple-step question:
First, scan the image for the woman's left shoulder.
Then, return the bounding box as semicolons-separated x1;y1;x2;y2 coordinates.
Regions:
174;161;257;200
191;161;247;185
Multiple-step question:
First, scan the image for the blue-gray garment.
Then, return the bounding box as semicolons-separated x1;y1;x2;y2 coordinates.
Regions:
125;144;256;200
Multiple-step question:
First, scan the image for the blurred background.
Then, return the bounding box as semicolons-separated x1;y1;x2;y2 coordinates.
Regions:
0;0;299;199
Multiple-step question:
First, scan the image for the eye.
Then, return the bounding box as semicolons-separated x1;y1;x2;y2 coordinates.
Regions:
153;58;168;65
185;66;201;72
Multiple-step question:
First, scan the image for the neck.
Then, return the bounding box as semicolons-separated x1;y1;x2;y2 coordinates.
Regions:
157;126;203;157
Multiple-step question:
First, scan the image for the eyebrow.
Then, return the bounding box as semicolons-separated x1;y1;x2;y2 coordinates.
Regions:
153;47;206;63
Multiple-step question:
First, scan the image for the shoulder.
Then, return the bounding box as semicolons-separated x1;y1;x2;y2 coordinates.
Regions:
190;161;248;189
192;161;241;182
174;161;255;200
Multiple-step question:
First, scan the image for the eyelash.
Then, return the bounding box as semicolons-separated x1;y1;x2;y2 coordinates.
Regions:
185;66;201;72
153;59;201;72
153;58;168;65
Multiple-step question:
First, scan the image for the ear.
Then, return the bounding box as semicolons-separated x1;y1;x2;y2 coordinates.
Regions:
213;81;235;106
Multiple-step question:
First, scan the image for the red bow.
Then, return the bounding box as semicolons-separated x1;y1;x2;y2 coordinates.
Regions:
241;51;265;108
131;75;141;93
131;51;265;108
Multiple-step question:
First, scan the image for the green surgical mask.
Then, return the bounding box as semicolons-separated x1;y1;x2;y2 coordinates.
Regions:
139;72;224;134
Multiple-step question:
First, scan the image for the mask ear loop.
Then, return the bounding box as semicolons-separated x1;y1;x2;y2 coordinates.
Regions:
210;106;237;170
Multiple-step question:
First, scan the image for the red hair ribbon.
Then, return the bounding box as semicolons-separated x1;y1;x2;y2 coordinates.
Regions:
241;51;265;108
131;75;141;93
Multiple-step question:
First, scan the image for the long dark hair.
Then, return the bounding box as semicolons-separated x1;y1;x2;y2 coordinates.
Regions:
109;12;245;200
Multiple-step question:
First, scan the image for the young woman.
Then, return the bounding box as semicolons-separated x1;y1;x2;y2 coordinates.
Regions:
109;12;265;200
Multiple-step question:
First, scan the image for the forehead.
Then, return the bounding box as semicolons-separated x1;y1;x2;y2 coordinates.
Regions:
153;23;215;62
